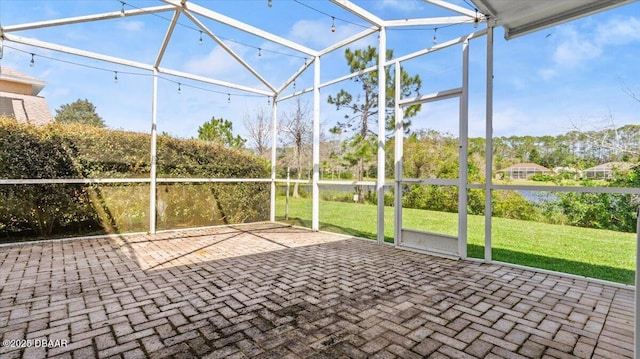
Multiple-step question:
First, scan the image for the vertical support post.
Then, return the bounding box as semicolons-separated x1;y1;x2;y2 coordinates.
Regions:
635;206;639;358
285;167;290;221
376;27;387;245
458;40;469;258
485;26;494;262
393;61;403;247
312;56;321;231
270;96;278;222
149;69;158;234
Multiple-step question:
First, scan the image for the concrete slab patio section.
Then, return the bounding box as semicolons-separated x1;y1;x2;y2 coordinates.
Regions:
0;223;634;358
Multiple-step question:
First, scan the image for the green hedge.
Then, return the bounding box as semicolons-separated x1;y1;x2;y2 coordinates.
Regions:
0;119;269;240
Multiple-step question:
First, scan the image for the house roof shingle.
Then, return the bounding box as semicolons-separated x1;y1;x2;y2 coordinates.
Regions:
0;91;54;125
583;162;633;172
0;66;53;125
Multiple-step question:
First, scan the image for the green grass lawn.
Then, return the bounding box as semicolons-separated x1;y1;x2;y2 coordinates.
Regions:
276;196;636;285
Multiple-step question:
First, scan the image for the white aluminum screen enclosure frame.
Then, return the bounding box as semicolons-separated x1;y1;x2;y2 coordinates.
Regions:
1;1;639;355
391;30;480;259
0;0;481;245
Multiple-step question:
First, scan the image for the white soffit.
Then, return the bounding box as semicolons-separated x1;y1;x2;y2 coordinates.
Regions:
471;0;638;39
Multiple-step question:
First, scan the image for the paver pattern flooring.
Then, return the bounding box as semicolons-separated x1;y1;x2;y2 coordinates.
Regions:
0;223;635;358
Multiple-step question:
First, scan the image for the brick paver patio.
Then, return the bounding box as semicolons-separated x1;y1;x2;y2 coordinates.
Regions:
0;223;634;358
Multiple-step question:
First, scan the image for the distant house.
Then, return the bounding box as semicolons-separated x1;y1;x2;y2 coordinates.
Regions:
582;162;632;179
497;162;552;180
0;66;54;125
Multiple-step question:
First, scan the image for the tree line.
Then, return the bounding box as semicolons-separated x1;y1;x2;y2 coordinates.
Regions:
492;126;640;171
53;98;640;176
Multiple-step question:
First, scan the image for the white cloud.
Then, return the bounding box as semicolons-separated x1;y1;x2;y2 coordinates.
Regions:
288;19;373;50
552;27;602;67
289;19;338;49
539;16;640;79
48;87;71;97
595;16;640;45
64;30;90;41
39;3;60;19
537;68;557;81
38;68;54;80
492;107;529;135
116;20;144;32
183;46;248;79
491;105;579;137
505;76;528;90
409;100;459;135
375;0;421;12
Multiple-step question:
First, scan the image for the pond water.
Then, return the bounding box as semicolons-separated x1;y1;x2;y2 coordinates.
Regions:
518;190;558;203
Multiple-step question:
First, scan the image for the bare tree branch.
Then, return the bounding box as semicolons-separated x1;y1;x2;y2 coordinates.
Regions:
279;98;312;197
243;107;271;158
621;79;640;103
570;112;640;162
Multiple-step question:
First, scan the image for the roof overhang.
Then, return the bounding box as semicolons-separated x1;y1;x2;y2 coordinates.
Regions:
471;0;638;39
0;67;47;95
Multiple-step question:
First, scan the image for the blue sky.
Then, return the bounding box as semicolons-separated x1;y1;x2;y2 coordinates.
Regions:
0;0;638;141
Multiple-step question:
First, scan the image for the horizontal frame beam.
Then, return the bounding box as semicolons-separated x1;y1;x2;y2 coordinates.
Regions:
318;27;379;57
384;16;472;27
400;178;459;186
0;178;272;185
390;28;487;65
158;67;272;96
3;34;154;71
491;184;640;195
279;30;488;104
157;178;272;183
399;87;462;106
1;5;175;32
423;0;480;18
319;180;376;186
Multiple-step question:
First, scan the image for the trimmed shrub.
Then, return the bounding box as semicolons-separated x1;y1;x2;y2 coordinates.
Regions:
0;119;269;239
492;190;541;221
